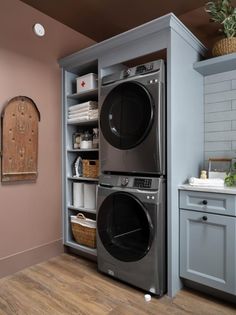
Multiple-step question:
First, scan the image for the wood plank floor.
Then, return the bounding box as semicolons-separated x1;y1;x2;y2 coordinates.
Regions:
0;254;235;315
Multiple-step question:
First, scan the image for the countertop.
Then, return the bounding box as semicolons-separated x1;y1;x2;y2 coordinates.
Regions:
179;184;236;195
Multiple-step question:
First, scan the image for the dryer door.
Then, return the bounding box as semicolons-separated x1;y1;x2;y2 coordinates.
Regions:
100;81;154;150
97;191;153;262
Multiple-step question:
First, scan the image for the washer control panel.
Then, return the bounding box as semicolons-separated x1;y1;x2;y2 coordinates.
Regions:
100;174;161;191
133;178;152;189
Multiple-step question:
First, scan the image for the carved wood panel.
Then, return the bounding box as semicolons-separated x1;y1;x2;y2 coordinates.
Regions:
1;96;40;182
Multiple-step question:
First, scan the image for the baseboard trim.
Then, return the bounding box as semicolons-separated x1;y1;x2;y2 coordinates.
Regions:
0;239;63;278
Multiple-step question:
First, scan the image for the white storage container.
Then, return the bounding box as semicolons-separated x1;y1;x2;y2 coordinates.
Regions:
73;182;84;207
76;73;98;93
84;183;96;209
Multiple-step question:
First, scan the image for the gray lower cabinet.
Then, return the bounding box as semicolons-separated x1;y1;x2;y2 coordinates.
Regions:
180;201;236;295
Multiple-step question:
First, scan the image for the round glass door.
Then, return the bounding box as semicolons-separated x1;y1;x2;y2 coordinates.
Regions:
100;82;154;150
97;192;153;262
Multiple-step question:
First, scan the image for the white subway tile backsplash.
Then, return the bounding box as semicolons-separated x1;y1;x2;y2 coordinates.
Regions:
205;121;231;132
204;81;231;94
205;90;236;103
232;80;236;90
205;141;231;151
205;101;231;113
205;130;236;142
232;121;236;130
205;110;236;122
204;71;236;161
232;141;236;150
232;100;236;110
205;69;236;84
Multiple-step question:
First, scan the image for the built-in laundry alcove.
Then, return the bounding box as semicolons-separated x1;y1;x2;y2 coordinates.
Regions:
59;13;206;297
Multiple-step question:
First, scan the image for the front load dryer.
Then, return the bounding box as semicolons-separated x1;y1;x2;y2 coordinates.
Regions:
99;59;165;175
96;174;166;296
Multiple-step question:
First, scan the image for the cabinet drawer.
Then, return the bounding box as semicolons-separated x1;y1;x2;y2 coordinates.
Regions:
180;190;236;216
180;209;236;295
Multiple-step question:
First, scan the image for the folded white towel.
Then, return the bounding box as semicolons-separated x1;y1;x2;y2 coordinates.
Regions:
69;101;98;112
68;115;90;123
68;108;90;116
68;108;98;118
189;177;224;187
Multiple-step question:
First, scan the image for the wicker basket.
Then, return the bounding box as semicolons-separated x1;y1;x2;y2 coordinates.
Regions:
83;159;99;178
212;37;236;57
71;213;96;248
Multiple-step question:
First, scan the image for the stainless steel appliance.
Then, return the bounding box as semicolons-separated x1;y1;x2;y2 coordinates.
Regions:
99;60;165;175
96;174;166;295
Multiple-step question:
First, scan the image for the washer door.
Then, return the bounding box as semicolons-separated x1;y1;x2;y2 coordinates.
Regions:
97;192;153;262
100;81;154;150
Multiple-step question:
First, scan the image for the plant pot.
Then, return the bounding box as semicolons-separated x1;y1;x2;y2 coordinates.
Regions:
212;37;236;57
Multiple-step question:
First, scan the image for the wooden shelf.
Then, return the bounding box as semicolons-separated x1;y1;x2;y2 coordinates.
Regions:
68;205;96;214
65;240;97;256
194;53;236;76
67;176;99;182
67;88;98;101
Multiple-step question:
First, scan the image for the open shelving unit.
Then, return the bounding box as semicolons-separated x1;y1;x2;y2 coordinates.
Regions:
62;60;99;257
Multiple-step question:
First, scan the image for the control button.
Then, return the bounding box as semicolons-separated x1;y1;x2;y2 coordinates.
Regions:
121;177;129;186
149;80;153;84
123;69;131;77
154;79;158;83
147;196;150;199
151;196;155;200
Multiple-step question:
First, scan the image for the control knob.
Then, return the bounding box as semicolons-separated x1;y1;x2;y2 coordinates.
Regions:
121;177;129;186
123;69;131;77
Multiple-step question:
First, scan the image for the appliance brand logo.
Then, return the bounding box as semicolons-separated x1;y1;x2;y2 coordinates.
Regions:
81;81;86;87
108;269;115;276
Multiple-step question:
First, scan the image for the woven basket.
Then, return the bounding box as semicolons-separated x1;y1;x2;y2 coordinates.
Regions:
83;159;99;178
71;213;96;248
212;37;236;57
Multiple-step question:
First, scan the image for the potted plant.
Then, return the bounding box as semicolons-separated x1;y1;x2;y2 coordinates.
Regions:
205;0;236;56
225;161;236;186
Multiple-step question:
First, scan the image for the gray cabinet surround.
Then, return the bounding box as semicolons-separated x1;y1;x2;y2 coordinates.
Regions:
59;13;206;297
179;188;236;297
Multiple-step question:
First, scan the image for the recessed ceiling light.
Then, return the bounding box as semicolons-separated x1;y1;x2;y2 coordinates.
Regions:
33;23;45;37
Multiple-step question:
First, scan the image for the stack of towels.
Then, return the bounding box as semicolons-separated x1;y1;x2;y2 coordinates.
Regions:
189;177;224;187
68;101;98;123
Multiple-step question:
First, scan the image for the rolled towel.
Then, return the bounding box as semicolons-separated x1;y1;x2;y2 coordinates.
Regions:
189;177;224;187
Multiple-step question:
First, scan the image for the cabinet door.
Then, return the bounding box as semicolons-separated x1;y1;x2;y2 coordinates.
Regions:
180;209;236;295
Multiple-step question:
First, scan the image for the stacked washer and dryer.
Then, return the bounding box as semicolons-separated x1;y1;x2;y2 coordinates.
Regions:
97;60;166;296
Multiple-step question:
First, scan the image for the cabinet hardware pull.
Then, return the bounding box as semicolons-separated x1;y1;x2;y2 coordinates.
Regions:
202;216;208;221
202;200;208;205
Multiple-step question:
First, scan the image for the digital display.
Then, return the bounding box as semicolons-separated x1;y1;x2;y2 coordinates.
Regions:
134;178;152;188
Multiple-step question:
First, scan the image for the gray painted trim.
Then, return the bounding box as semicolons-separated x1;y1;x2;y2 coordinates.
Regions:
58;13;206;70
169;16;206;56
194;53;236;76
61;69;66;244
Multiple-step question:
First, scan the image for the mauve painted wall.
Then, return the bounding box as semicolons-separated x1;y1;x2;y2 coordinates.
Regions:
0;0;95;259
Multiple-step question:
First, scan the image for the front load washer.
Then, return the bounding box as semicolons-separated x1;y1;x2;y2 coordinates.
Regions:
97;174;166;296
99;59;165;175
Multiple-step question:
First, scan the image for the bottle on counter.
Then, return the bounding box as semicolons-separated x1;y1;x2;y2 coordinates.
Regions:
200;170;207;179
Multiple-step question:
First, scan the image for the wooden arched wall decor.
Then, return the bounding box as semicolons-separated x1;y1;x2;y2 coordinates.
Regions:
1;96;40;182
